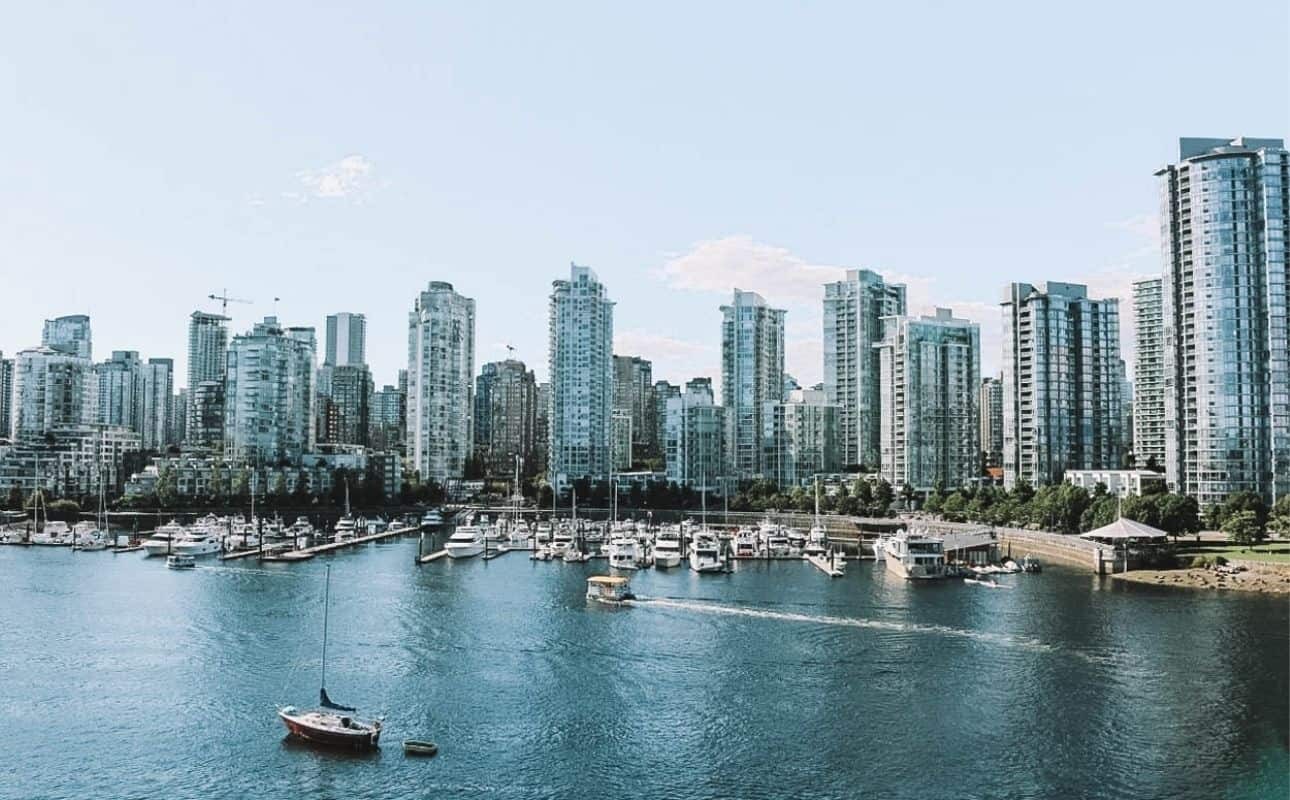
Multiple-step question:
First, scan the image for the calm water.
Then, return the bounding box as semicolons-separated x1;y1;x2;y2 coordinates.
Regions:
1;537;1286;800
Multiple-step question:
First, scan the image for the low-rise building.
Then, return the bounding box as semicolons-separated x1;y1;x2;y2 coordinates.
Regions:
1063;469;1166;498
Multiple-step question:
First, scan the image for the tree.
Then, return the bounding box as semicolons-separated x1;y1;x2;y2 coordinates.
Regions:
1223;510;1262;548
208;461;227;505
231;468;250;501
873;479;894;516
1270;496;1290;537
5;486;23;511
156;466;178;509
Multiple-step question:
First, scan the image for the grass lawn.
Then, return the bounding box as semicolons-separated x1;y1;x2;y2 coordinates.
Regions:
1176;540;1290;564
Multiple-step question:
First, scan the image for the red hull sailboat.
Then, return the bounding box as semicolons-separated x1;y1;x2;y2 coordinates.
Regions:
278;565;382;751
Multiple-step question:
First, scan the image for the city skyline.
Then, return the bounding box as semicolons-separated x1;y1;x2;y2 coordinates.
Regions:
3;3;1285;394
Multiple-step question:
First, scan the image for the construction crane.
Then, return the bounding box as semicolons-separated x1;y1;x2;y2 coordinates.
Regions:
208;289;251;317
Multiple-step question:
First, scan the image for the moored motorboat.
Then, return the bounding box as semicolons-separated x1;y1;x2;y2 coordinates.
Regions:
143;522;186;556
689;533;725;573
444;525;485;558
653;529;682;569
607;536;642;570
881;529;946;580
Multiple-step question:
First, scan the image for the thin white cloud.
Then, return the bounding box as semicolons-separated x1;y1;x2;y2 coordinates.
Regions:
615;329;719;387
287;154;383;204
654;235;1002;384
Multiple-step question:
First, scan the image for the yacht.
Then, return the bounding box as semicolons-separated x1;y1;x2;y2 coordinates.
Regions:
172;529;223;557
31;521;72;546
534;520;553;544
881;529;946;580
72;522;108;551
550;525;575;557
732;527;758;559
420;508;444;529
607;537;642;570
443;525;485;559
871;534;891;562
653;529;683;569
689;533;725;573
333;515;357;543
758;521;791;558
143;522;187;556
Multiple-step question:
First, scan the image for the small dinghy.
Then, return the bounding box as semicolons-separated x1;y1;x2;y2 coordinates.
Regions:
403;739;438;756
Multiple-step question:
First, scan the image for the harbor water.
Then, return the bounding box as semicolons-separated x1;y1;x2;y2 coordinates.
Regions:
1;536;1286;800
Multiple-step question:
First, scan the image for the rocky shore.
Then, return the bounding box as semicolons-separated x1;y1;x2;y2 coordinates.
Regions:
1111;564;1290;595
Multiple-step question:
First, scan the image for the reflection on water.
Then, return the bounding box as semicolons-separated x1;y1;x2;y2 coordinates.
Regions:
0;539;1286;800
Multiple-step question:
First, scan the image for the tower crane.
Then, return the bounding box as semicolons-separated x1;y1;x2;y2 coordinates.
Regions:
208;289;252;317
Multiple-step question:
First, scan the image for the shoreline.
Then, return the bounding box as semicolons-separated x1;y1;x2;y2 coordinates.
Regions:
1111;566;1290;595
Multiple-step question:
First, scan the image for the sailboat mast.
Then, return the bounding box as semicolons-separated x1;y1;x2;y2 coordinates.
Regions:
321;564;331;693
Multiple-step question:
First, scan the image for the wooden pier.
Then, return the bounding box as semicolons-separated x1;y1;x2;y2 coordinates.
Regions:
298;525;418;555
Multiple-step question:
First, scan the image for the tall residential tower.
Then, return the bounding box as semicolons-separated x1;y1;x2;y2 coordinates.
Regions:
721;289;785;480
823;269;906;469
407;282;476;483
1158;137;1289;506
547;265;614;489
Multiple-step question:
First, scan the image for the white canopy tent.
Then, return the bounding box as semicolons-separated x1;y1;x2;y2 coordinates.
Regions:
1079;517;1170;544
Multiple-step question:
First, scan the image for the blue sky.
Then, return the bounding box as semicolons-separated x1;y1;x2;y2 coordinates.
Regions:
2;1;1286;391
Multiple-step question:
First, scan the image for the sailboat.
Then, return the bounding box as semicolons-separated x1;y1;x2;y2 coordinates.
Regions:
277;565;382;750
803;477;828;557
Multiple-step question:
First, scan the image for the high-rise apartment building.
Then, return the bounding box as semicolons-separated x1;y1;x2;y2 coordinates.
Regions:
877;309;981;492
324;312;366;367
474;359;538;477
223;317;317;465
42;314;92;360
721;289;785;480
548;265;614;488
95;352;174;451
1002;282;1122;488
653;380;679;471
665;378;726;491
979;375;1004;469
613;355;656;463
186;311;229;448
323;365;372;447
763;389;840;487
369;381;406;455
0;354;13;440
533;382;550;477
823;269;907;469
1158;137;1288;507
407;282;475;483
10;346;96;441
1133;277;1165;471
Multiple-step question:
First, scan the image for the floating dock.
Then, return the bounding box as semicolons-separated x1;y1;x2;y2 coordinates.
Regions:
300;525;418;555
806;553;846;577
418;549;449;564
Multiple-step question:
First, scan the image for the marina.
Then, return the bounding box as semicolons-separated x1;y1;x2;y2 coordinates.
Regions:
0;531;1284;799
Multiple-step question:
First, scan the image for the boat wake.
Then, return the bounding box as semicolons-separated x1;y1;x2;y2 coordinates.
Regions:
629;596;1115;665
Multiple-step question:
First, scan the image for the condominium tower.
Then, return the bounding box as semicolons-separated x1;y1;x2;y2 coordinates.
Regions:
474;359;538;477
1001;282;1122;488
186;311;229;448
406;282;475;483
223;317;317;464
1157;137;1289;506
42;314;92;360
324;312;366;367
721;289;785;480
877;309;981;492
547;265;614;488
613;355;656;463
823;269;907;469
979;375;1004;469
664;378;726;491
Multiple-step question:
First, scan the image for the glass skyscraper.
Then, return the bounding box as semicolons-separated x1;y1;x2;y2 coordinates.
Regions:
721;289;785;480
1158;137;1289;507
1001;282;1122;488
877;309;981;492
823;269;906;470
1132;278;1166;470
547;264;613;488
407;282;476;483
